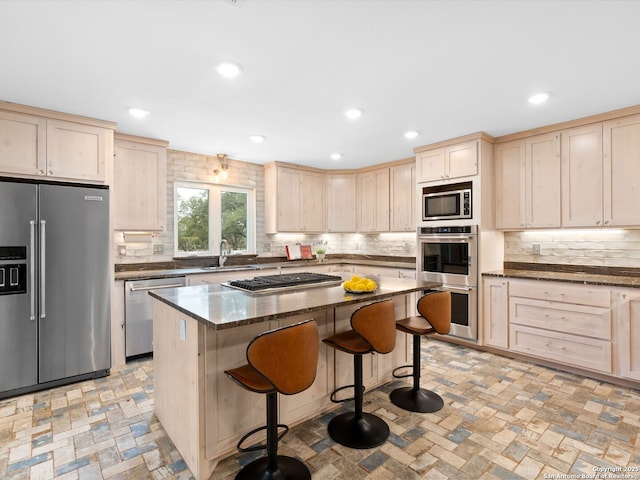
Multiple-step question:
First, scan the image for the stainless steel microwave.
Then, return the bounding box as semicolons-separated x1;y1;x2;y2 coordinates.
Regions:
421;182;472;221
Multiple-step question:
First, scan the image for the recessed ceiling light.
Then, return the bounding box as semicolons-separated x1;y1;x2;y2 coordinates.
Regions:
249;135;266;143
216;61;243;78
344;108;362;119
128;107;149;118
404;130;419;139
528;92;551;105
330;153;342;160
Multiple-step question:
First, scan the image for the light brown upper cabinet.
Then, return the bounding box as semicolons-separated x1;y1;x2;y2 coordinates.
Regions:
416;140;478;183
327;173;357;232
603;114;640;226
113;135;168;231
264;163;326;233
561;124;603;227
495;133;561;229
357;167;389;232
390;162;416;232
0;107;113;183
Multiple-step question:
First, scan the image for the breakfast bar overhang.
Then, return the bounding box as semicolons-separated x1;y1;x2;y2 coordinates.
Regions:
150;275;441;479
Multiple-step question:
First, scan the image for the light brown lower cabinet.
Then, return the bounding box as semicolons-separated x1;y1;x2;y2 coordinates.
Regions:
481;277;640;379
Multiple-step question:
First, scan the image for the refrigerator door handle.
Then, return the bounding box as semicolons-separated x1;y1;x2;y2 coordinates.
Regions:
30;220;36;321
40;220;46;319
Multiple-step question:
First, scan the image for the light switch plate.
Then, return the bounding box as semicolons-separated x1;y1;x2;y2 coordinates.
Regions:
153;244;164;255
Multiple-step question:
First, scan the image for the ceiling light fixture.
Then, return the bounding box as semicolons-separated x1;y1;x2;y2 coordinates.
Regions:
216;61;243;78
248;135;265;143
330;153;342;160
528;92;551;105
128;107;150;118
344;108;363;119
213;153;229;183
404;130;419;139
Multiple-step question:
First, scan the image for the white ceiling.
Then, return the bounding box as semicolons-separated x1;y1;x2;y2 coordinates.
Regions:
2;0;639;170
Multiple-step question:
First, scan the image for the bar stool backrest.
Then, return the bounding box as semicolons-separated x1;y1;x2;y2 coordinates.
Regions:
247;319;319;395
351;300;396;354
417;291;451;335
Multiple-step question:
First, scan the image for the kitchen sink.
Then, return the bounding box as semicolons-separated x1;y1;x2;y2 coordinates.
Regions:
200;265;261;272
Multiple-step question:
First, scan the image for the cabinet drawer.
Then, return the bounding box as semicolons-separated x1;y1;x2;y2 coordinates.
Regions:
509;280;610;307
509;297;611;340
510;324;612;373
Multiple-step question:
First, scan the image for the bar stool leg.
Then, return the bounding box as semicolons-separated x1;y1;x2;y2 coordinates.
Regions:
389;334;444;413
236;392;311;480
327;355;390;449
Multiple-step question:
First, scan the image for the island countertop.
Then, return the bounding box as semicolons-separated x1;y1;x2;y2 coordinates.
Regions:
149;274;440;330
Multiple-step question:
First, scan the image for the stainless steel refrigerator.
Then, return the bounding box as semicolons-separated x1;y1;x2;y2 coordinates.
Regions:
0;180;110;399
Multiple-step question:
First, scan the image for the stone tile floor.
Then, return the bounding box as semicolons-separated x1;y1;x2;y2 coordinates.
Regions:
1;340;639;479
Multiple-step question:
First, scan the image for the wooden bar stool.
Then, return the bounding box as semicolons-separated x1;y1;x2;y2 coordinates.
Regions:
322;299;396;449
225;319;319;480
390;291;451;413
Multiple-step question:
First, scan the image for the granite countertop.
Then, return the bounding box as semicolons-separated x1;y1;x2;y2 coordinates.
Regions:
149;274;439;330
115;258;416;281
483;268;640;288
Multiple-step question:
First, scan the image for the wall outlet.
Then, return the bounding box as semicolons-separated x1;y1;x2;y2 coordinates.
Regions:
354;243;360;250
532;244;541;255
263;243;271;252
119;245;127;256
153;244;164;255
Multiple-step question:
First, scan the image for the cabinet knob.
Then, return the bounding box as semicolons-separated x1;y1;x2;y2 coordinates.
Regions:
48;171;53;175
596;220;601;226
38;170;44;175
604;220;610;225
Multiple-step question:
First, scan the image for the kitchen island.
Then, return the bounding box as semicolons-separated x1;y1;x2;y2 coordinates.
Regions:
150;274;440;479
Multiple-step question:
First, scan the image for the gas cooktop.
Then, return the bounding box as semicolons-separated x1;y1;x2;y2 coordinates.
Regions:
222;272;343;293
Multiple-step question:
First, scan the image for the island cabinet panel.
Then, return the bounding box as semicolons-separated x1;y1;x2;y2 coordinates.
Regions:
152;301;208;479
277;312;333;425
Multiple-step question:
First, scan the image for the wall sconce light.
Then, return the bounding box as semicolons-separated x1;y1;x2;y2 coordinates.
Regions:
213;153;229;183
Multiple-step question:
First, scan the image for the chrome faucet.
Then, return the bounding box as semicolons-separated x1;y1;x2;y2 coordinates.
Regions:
219;239;229;267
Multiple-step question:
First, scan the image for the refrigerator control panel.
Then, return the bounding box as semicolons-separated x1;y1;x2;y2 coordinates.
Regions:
0;264;26;295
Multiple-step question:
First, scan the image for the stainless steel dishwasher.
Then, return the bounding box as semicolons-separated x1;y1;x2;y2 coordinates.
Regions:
124;277;186;360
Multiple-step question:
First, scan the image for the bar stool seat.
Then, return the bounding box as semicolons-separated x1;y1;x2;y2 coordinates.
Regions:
225;319;319;480
323;299;396;449
390;291;451;413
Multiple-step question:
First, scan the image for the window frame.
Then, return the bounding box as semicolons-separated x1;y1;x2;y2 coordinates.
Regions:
174;181;256;257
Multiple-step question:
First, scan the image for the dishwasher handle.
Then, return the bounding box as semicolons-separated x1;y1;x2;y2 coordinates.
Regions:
129;283;185;292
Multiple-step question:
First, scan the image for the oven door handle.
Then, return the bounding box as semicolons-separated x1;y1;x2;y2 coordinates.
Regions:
438;285;475;292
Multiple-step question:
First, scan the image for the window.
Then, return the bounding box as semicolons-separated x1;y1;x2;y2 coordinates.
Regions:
175;182;255;256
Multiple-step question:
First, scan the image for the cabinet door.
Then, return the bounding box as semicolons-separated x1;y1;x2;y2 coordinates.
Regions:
416;148;444;182
483;278;508;348
0;110;46;176
276;168;302;231
300;171;326;232
525;133;561;228
327;173;357;232
616;292;640;381
357;168;389;232
113;139;166;231
561;124;603;227
495;140;525;229
390;163;416;232
445;141;478;179
46;119;110;182
603;115;640;226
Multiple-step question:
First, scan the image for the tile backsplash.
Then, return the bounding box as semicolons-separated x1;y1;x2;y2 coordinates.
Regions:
504;229;640;267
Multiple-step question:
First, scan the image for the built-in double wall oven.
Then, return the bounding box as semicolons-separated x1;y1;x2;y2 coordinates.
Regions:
418;225;478;341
